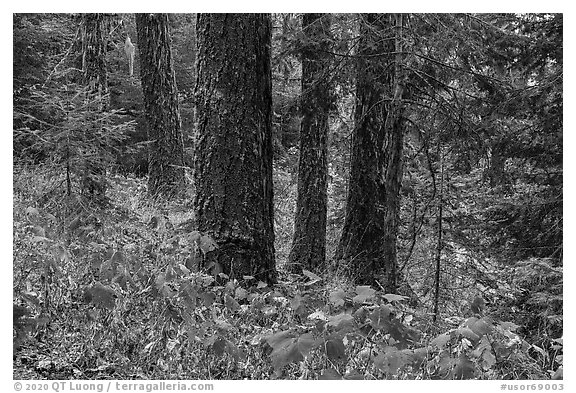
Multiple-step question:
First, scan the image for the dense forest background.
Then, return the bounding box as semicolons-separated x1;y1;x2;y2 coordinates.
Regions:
13;13;562;380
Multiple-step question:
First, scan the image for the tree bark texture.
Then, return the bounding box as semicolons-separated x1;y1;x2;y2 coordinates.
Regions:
335;14;406;291
136;14;185;198
79;13;109;203
81;14;108;97
194;14;277;283
433;156;444;322
287;14;333;273
488;139;506;186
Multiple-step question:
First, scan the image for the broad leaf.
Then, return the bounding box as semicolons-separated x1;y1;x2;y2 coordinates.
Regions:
438;353;457;377
353;285;376;303
457;327;480;342
430;333;451;349
267;331;304;370
113;266;135;291
30;236;51;245
224;294;240;312
199;235;218;253
187;230;202;242
235;287;248;300
383;293;408;302
374;347;411;375
454;354;475;379
179;283;197;311
31;226;46;237
206;261;222;276
388;320;418;349
198;292;216;307
155;273;175;298
290;294;305;313
212;337;227;357
353;306;369;321
84;282;117;310
214;318;233;332
469;317;493;337
470;297;485;314
302;269;322;284
412;347;428;368
165;264;177;281
266;330;296;349
325;335;346;362
256;281;268;289
329;289;346;307
296;333;318;357
465;316;479;327
481;349;496;369
319;368;342;380
472;335;491;359
369;305;392;331
224;339;245;362
185;254;201;272
327;313;355;330
499;321;519;331
25;206;40;217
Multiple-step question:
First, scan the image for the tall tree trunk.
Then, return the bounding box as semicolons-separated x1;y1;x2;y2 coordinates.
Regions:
381;14;408;292
81;14;108;99
136;13;185;198
335;14;406;291
287;14;332;273
79;13;109;203
433;152;444;322
194;14;277;283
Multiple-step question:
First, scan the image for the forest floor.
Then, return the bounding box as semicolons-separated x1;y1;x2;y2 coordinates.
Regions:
12;165;557;380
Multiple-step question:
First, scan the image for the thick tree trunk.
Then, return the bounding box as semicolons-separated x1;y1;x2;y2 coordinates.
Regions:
136;13;185;198
335;14;406;292
194;14;277;283
81;14;108;98
79;13;108;203
287;14;332;273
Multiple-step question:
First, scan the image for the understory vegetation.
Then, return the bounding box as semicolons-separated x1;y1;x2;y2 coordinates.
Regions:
13;165;561;380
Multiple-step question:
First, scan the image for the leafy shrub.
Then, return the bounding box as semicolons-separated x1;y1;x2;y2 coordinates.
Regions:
12;182;550;380
494;258;563;376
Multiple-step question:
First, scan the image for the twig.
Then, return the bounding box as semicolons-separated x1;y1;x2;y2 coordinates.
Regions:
43;29;80;88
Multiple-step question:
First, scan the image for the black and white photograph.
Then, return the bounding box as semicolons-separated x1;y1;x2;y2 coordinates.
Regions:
12;9;564;386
